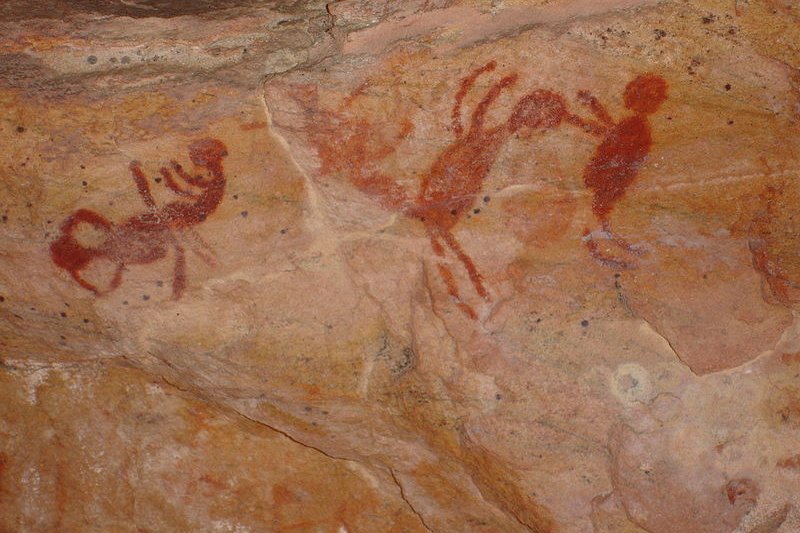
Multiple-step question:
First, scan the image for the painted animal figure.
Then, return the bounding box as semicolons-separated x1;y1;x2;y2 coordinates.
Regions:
50;138;228;299
322;61;573;318
571;73;668;269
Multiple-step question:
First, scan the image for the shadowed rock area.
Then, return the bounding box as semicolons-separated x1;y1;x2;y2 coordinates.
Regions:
1;0;799;531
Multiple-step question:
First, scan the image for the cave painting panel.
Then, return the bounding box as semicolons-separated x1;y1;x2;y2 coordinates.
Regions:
302;63;671;317
308;60;606;319
50;138;228;300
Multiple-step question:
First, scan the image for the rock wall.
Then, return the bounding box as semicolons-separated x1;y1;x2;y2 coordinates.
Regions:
1;1;799;531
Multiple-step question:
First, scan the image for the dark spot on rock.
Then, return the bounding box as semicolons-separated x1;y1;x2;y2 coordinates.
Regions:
1;215;7;222
726;478;758;505
80;164;85;169
142;294;150;301
60;312;67;318
87;55;97;64
154;177;162;183
198;213;206;221
240;211;248;218
702;15;714;24
156;280;164;287
483;196;490;203
280;228;288;234
727;120;734;125
450;209;457;216
232;194;238;200
725;83;732;91
303;406;312;412
123;300;128;305
654;29;667;40
495;393;502;400
473;208;481;214
16;126;25;133
581;319;589;327
614;272;621;278
83;318;89;324
0;296;4;302
82;181;87;186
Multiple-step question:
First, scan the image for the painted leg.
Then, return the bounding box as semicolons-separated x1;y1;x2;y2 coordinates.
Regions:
129;162;157;209
427;226;477;319
583;227;635;270
172;242;187;300
437;263;478;320
602;219;645;256
181;228;216;267
439;229;489;300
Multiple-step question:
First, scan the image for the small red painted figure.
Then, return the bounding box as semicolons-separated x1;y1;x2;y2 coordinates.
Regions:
50;138;228;299
747;183;799;305
319;61;572;319
571;73;668;269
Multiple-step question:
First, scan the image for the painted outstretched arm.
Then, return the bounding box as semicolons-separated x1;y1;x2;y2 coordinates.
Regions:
452;60;498;138
162;160;209;196
564;113;607;136
577;90;615;126
129;161;158;209
566;90;615;137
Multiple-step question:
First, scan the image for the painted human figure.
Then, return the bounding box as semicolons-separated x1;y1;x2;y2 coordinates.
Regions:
571;73;668;268
50;138;228;299
314;61;575;318
746;182;799;305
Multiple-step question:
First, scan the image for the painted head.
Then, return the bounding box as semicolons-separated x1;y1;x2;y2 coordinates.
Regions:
507;90;567;133
189;138;228;170
623;73;668;114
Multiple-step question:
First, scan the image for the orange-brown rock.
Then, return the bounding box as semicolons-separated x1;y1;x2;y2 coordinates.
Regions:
1;0;799;531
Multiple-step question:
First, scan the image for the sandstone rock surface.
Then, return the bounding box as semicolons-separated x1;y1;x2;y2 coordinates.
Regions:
1;1;799;532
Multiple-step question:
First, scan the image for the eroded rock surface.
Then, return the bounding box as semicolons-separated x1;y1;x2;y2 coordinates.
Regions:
1;0;799;531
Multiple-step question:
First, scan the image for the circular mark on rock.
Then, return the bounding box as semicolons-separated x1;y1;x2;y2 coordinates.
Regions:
610;363;654;405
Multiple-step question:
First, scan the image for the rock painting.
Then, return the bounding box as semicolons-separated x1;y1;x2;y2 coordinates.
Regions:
571;74;668;269
746;182;799;305
50;138;228;299
311;61;584;319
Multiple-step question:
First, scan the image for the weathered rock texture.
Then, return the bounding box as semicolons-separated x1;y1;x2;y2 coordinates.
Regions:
1;1;799;532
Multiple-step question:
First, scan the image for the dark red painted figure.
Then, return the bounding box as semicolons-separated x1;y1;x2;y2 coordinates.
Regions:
50;138;228;299
571;73;668;269
322;61;575;319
